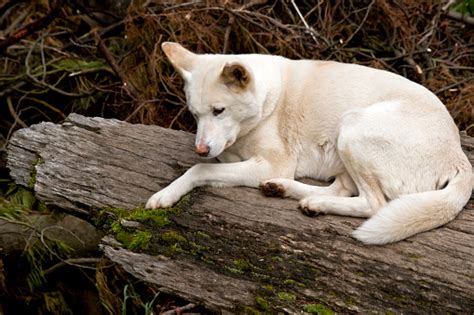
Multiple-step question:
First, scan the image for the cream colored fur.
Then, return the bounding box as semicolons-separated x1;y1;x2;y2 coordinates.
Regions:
146;42;472;245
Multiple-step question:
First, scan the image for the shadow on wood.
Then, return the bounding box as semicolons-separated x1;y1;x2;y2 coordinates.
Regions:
6;114;474;313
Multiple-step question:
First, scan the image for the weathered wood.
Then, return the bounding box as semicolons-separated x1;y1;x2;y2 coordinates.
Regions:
6;114;474;313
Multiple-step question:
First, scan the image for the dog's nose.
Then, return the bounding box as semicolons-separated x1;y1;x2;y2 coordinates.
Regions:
195;144;210;157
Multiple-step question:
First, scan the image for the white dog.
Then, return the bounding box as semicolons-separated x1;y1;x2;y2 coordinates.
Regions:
146;42;472;245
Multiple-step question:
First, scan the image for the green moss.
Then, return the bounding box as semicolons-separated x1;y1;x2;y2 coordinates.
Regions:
226;266;244;274
28;157;44;189
126;208;171;227
303;304;335;315
255;296;270;312
37;201;48;212
28;171;36;189
233;259;254;272
110;221;121;233
241;306;262;315
277;292;296;302
161;231;187;244
194;231;211;239
116;230;152;251
129;230;152;250
262;284;274;292
283;279;305;288
250;272;271;280
99;194;192;252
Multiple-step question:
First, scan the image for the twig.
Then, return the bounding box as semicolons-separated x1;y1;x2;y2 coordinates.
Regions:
340;0;376;48
43;257;102;275
24;97;67;118
24;38;94;97
6;96;28;128
223;15;235;54
435;76;474;94
223;0;268;53
0;6;60;53
445;10;474;25
94;31;140;99
289;0;319;44
161;303;196;315
0;0;27;17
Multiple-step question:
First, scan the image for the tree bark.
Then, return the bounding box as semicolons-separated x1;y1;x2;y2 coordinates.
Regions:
6;114;474;313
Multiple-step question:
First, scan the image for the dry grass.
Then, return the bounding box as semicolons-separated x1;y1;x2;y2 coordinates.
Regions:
0;0;472;139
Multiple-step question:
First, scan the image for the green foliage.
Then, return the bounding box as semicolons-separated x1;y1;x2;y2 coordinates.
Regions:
303;304;335;315
1;185;36;215
122;284;131;315
143;291;160;315
51;58;109;73
43;292;73;315
451;0;474;14
25;238;74;289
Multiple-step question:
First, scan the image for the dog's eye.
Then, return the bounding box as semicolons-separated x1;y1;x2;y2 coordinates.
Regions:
212;107;225;116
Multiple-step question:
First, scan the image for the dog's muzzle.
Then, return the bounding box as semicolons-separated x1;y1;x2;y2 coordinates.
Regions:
195;143;210;157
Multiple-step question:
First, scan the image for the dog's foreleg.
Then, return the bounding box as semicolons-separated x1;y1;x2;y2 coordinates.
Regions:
146;157;281;209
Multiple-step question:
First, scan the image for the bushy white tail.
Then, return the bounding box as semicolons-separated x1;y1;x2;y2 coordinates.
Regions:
353;168;473;245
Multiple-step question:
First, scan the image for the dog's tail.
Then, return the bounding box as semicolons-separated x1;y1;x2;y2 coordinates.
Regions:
352;165;472;245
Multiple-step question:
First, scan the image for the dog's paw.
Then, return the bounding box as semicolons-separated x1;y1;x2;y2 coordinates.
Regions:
145;187;183;209
259;180;287;197
298;198;326;217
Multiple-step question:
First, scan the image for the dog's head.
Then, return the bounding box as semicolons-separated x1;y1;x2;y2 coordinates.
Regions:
162;42;262;158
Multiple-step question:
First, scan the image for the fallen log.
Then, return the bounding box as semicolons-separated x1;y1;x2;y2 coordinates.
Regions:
6;114;474;313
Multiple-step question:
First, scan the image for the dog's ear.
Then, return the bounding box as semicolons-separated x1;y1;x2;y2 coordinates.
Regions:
162;42;196;80
221;62;251;88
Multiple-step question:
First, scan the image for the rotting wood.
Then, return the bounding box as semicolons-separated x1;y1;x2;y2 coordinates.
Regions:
6;114;474;313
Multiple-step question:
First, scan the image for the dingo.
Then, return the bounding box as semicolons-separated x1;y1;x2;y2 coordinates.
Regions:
146;42;472;244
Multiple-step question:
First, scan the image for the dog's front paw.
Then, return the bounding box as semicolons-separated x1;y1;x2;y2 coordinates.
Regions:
259;180;287;197
145;186;183;209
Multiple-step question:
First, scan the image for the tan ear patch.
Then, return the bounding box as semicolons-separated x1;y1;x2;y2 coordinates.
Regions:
221;62;251;88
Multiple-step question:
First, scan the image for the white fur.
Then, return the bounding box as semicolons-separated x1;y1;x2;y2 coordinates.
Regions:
146;42;473;244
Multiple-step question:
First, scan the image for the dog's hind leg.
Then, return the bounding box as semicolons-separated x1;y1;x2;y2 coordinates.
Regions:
297;174;387;217
298;105;396;218
260;172;356;200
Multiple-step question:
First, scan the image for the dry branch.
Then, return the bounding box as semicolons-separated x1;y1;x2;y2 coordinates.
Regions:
6;114;474;313
0;6;60;53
